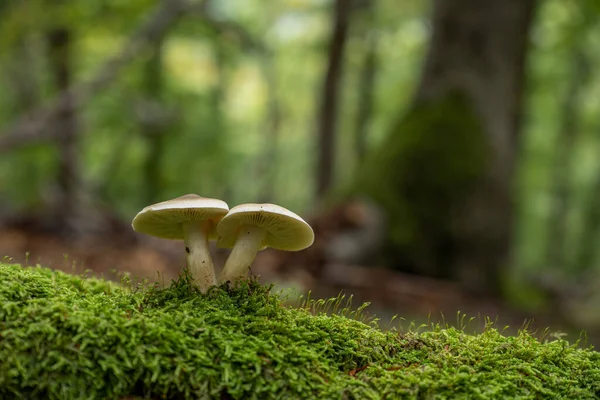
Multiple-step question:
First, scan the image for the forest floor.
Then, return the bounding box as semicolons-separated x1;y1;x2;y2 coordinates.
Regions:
0;212;598;348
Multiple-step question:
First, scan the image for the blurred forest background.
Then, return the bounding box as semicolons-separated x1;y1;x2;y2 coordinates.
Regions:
1;0;600;343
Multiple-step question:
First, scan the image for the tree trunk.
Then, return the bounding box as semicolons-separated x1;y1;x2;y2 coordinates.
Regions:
47;26;79;231
547;7;594;275
139;38;167;205
359;0;536;295
575;162;600;275
257;53;282;203
210;42;233;201
546;46;589;272
315;0;352;204
9;36;38;114
354;0;378;164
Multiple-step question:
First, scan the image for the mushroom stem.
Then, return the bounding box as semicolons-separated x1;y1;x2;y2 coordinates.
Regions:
182;221;217;292
219;224;266;282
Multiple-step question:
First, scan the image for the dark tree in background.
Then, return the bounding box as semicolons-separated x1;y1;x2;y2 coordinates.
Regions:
8;37;38;116
359;0;536;295
257;53;282;203
315;0;352;204
47;20;80;233
139;37;168;206
545;5;594;276
547;39;589;273
352;0;379;164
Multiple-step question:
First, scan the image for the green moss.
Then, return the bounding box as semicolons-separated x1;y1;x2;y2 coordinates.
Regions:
356;92;489;275
1;263;599;399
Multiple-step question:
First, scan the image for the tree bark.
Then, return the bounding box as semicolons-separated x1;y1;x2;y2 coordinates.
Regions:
546;7;594;275
354;0;378;164
546;46;589;272
8;36;38;114
47;26;79;229
210;41;232;200
575;162;600;275
257;53;281;202
315;0;352;203
139;38;168;205
360;0;536;295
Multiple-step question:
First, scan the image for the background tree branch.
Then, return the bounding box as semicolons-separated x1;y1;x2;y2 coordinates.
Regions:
0;0;194;153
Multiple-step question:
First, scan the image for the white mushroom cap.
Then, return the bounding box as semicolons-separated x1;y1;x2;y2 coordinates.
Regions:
216;203;314;251
132;194;229;239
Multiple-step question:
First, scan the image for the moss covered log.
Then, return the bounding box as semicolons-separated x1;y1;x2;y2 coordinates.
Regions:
0;263;599;399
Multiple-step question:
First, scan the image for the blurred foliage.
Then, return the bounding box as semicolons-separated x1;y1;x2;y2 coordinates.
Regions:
0;0;600;289
0;0;427;217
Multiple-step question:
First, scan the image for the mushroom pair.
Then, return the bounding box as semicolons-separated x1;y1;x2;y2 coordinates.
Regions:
131;194;314;292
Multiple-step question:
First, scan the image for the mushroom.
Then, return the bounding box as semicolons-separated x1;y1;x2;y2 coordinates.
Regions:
216;203;314;282
131;194;229;292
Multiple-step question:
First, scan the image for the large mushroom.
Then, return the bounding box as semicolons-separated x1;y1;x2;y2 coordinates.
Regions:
132;194;229;292
216;203;314;282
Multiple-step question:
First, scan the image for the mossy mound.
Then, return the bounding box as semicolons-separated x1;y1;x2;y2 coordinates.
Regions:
0;263;599;399
356;93;489;279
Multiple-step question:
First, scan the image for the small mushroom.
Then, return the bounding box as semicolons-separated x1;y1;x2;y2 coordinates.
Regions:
132;194;229;292
216;203;314;282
